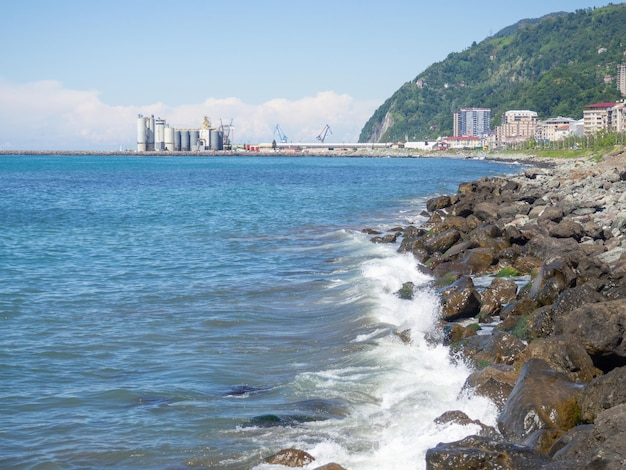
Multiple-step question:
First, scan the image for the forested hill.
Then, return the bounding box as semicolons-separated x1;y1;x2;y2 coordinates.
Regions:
359;4;625;143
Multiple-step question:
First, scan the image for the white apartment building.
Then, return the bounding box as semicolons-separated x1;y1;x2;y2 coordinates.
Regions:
583;101;625;135
496;110;538;144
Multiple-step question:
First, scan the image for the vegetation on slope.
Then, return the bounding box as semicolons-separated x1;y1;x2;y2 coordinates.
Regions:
359;4;625;143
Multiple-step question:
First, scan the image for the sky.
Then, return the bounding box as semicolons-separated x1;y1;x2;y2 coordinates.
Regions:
0;0;616;150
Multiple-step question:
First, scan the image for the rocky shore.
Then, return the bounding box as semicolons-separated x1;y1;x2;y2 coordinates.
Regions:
394;148;626;469
260;148;626;469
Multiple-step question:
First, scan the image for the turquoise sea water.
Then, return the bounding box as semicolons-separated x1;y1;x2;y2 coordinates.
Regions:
1;155;518;469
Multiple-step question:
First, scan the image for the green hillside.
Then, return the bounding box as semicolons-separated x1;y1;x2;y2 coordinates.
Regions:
359;4;625;143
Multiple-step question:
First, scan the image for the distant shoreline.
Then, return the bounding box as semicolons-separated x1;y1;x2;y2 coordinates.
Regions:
0;148;549;162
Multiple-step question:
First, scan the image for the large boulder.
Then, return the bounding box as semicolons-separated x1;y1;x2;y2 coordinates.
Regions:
479;277;519;317
522;335;601;383
553;299;626;372
440;276;482;321
462;364;519;411
551;404;626;469
497;359;584;443
424;228;462;255
579;366;626;423
425;435;552;470
458;331;526;367
528;257;577;307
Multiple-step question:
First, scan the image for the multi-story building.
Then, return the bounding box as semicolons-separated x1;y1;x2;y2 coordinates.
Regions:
497;110;538;144
535;116;581;142
583;102;620;135
618;64;626;95
453;108;491;137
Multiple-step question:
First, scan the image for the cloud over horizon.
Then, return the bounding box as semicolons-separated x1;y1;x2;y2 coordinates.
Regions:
0;79;380;151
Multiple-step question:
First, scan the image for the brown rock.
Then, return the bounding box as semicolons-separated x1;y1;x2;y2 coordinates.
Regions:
458;331;526;367
462;364;519;411
479;277;519;317
462;247;496;273
579;366;626;423
553;299;626;372
523;335;601;383
440;276;482;321
424;228;462;254
497;359;584;442
426;195;452;212
313;464;346;470
265;448;315;467
425;435;552;470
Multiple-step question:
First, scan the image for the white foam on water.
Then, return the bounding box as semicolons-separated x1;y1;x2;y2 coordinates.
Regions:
253;241;498;470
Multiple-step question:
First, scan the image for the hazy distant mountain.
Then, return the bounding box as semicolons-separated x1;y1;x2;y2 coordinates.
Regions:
359;4;625;143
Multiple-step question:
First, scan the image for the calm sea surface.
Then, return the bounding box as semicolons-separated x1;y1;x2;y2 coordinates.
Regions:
0;155;520;469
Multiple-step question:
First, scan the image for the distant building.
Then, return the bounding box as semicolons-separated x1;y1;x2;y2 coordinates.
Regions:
618;64;626;95
444;135;482;149
535;117;582;142
583;102;622;135
136;114;225;152
497;110;538;144
453;108;491;137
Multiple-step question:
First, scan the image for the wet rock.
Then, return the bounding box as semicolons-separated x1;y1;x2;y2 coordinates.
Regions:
479;277;519;317
462;364;519;411
458;331;526;367
265;448;315;467
434;410;499;438
425;435;552;470
313;464;346;470
424;228;462;254
440;276;481;321
426;195;452;212
497;359;583;443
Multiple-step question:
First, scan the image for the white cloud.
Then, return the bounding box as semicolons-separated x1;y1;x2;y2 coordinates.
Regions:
0;79;379;150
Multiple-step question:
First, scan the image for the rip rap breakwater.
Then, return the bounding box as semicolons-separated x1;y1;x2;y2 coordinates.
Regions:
385;150;626;469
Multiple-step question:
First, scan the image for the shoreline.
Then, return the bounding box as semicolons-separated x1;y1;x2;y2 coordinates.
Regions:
407;147;626;468
262;147;626;469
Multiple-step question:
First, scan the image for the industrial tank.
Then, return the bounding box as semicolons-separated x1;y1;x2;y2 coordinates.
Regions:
180;130;190;151
164;126;175;151
175;130;181;151
137;115;147;152
188;130;199;150
155;118;166;150
209;129;222;150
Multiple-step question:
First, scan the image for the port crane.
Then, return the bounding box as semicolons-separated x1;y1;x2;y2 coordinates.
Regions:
274;124;288;143
316;124;332;143
219;118;234;149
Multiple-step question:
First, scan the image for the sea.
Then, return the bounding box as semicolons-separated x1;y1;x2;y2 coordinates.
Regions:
0;154;521;470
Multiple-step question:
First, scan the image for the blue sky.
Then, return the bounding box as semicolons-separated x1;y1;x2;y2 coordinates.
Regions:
0;0;615;150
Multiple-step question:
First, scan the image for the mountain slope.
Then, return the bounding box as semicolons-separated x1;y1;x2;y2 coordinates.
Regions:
359;4;625;143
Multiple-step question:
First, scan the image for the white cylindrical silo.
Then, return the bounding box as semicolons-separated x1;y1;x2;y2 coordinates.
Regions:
154;118;166;150
180;130;190;151
137;115;147;152
189;130;199;150
165;126;175;151
175;130;181;151
209;129;219;150
147;115;155;151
